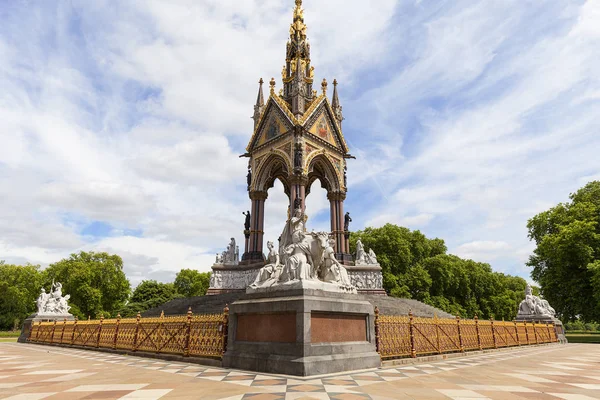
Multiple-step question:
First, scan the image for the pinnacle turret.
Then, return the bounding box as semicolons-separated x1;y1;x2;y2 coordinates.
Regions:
252;78;265;130
332;79;344;125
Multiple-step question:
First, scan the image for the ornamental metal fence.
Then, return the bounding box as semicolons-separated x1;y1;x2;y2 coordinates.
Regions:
28;305;558;363
28;307;229;360
374;308;558;360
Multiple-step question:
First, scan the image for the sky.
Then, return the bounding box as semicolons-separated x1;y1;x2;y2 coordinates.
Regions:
1;0;599;287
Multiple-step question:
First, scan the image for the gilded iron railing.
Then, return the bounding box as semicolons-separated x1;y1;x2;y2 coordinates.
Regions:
374;308;559;360
28;306;229;360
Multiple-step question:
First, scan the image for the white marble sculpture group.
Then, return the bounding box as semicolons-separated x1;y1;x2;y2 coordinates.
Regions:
355;239;378;265
35;282;72;316
249;208;355;293
216;238;239;266
517;284;556;318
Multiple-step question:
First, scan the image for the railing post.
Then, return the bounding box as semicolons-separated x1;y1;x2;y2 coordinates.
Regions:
409;310;416;358
113;314;121;350
514;320;520;346
524;321;530;345
374;306;380;354
533;321;539;345
60;318;67;344
96;315;103;348
50;320;57;344
491;319;497;349
435;314;440;354
156;311;165;354
475;315;482;350
184;307;192;357
133;312;141;352
546;322;551;343
71;317;77;345
456;316;464;352
36;321;42;342
222;304;229;355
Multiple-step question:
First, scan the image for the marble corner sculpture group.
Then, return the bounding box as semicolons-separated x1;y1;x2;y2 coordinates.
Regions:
20;0;565;376
517;284;556;319
35;281;72;316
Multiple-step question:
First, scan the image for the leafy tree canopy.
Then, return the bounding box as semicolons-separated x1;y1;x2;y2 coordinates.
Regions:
351;224;528;320
44;251;131;319
0;263;44;330
174;269;211;298
119;280;181;317
527;181;600;322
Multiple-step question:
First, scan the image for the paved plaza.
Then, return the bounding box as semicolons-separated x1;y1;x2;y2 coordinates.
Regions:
1;343;599;399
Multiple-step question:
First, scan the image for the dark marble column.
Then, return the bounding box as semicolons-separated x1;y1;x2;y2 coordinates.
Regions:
328;191;352;265
243;191;268;262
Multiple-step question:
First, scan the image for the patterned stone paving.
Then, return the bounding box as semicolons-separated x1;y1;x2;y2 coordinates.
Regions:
1;343;599;399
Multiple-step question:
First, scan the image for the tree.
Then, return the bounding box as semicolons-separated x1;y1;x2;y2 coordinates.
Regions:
350;224;446;297
350;223;528;320
119;280;181;317
0;263;44;330
44;251;130;319
174;269;211;297
130;280;178;304
527;181;600;322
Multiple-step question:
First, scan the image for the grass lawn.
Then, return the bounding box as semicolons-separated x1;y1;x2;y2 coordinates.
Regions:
0;338;18;343
565;334;600;343
0;331;20;338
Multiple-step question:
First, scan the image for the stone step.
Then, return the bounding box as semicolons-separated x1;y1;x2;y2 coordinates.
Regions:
143;292;454;319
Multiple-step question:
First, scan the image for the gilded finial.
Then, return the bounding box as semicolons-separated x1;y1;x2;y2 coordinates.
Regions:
295;0;302;6
333;79;338;87
321;78;327;95
270;77;276;94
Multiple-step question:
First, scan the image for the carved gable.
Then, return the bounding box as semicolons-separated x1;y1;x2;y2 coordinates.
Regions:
247;98;295;152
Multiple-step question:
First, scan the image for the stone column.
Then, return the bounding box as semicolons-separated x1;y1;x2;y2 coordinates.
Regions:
328;191;349;262
289;176;307;213
245;191;268;262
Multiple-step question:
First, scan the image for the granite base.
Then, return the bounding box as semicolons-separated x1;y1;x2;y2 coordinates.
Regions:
222;289;381;376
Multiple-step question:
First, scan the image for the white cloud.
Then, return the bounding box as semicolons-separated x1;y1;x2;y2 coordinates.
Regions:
1;0;598;287
454;241;511;261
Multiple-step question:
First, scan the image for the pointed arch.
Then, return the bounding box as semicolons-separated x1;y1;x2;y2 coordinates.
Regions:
254;151;292;197
305;153;341;196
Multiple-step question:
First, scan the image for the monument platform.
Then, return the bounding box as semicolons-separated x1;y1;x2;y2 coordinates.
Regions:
222;288;381;376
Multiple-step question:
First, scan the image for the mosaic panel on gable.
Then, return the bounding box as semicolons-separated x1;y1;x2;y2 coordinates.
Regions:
258;110;291;147
307;112;339;149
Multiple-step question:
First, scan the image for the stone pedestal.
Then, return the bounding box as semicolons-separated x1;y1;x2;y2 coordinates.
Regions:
18;313;75;343
222;289;381;376
346;264;386;295
516;315;567;344
207;261;264;295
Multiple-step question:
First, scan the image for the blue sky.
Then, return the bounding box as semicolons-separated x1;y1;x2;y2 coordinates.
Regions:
1;0;599;286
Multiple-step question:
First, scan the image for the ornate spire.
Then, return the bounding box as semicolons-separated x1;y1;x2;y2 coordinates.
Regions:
256;78;265;107
332;79;344;125
282;0;313;108
252;78;265;130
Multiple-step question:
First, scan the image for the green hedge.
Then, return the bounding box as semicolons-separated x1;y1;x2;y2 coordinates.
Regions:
565;334;600;343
